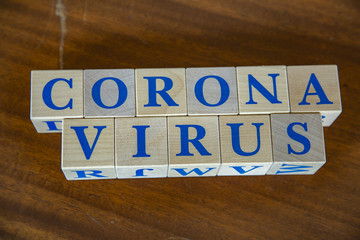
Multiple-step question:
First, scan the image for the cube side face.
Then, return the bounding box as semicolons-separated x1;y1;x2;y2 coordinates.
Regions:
266;113;326;175
168;164;220;177
61;118;116;180
30;70;84;133
186;67;238;115
266;162;325;175
31;118;63;133
237;66;290;114
135;68;187;116
84;69;135;118
115;117;168;179
218;115;273;176
287;65;342;126
116;165;168;179
167;116;220;177
218;162;273;176
62;167;117;180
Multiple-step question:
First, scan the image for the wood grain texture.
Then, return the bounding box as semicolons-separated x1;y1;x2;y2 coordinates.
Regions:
217;114;273;176
115;117;168;179
84;69;135;118
31;70;83;133
267;113;326;175
135;68;187;116
62;118;116;180
237;65;290;114
168;116;220;177
186;67;238;115
287;65;342;126
1;0;359;239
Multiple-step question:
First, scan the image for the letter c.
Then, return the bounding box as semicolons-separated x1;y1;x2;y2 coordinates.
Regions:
42;78;73;110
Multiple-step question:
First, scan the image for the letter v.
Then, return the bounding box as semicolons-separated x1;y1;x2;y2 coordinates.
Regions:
70;126;107;160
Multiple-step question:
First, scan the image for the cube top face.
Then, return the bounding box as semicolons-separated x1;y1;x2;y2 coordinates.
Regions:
287;65;342;126
84;69;135;118
168;116;220;165
270;113;325;165
31;70;83;119
219;114;272;164
135;68;187;116
186;67;238;115
115;117;168;167
237;65;290;114
62;118;115;168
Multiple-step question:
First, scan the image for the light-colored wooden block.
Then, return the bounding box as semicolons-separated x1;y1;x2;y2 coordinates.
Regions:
135;68;187;116
30;70;83;133
115;117;168;179
186;67;238;115
287;65;342;127
266;113;326;175
84;69;135;118
217;115;272;176
62;118;116;180
168;116;220;177
237;66;290;114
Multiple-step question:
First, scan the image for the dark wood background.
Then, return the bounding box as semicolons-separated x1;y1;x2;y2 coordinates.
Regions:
1;0;359;239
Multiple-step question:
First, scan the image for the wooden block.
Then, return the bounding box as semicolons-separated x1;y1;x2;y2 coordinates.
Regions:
186;67;238;115
135;68;187;116
168;116;220;177
30;70;83;133
237;66;290;114
266;113;326;175
217;115;272;176
62;118;116;180
287;65;342;127
115;117;168;178
84;69;135;118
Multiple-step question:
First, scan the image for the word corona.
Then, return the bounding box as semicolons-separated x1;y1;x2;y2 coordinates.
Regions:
30;65;342;180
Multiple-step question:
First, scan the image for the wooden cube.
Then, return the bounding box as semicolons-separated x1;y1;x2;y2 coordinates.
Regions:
168;116;220;177
115;117;168;179
186;67;238;115
135;68;187;116
237;66;290;114
62;118;116;180
217;115;273;176
30;70;83;133
266;113;326;175
84;69;135;118
287;65;342;126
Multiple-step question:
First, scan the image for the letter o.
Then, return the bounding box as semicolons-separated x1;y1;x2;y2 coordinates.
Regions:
92;77;128;109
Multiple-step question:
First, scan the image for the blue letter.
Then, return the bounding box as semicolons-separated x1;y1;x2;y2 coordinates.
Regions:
287;122;311;155
230;166;263;174
275;164;313;174
43;121;62;131
72;170;107;178
246;74;282;104
227;123;263;156
132;125;150;157
299;73;333;105
42;78;73;110
71;126;107;160
194;75;230;106
92;77;128;109
176;125;211;156
133;168;154;177
172;167;215;176
144;76;179;107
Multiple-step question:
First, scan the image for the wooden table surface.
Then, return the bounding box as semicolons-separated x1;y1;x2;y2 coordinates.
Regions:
1;0;359;239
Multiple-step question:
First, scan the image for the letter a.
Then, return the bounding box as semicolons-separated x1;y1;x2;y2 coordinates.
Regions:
299;73;333;105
